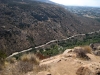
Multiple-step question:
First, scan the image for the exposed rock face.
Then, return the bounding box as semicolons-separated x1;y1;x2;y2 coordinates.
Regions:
0;0;100;55
76;62;100;75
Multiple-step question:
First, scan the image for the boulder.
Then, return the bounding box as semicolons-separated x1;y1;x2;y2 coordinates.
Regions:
76;62;100;75
97;46;100;50
63;49;73;55
93;50;100;56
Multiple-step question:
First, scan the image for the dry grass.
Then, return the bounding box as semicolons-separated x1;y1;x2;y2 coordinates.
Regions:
0;63;24;75
75;49;89;60
20;53;40;65
33;64;51;74
0;53;41;75
15;53;40;73
0;63;4;71
74;46;91;60
0;53;50;75
6;57;16;63
83;46;92;54
0;59;5;71
16;61;34;73
19;53;50;74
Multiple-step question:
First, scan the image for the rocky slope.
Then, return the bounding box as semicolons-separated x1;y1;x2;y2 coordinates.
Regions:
0;0;100;55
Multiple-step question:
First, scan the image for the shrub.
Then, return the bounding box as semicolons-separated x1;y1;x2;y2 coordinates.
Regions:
20;53;40;65
74;47;90;60
0;64;4;71
0;50;7;70
16;61;34;73
0;53;40;75
17;53;40;73
83;46;92;54
0;50;7;62
6;57;16;63
0;63;24;75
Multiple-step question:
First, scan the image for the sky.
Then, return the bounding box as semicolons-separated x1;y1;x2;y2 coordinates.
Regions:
50;0;100;7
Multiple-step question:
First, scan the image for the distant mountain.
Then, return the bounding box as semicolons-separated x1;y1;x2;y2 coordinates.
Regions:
0;0;100;55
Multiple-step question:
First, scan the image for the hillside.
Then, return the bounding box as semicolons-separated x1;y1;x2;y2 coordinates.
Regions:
65;6;100;22
0;0;100;55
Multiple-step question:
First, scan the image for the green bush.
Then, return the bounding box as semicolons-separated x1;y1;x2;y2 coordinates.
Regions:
0;50;7;62
0;50;7;70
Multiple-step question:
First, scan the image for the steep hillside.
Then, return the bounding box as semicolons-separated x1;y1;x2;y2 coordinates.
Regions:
0;0;100;55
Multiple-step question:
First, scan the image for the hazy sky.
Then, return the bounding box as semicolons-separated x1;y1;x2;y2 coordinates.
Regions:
50;0;100;7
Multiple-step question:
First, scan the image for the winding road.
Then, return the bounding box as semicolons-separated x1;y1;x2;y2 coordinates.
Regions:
7;30;100;59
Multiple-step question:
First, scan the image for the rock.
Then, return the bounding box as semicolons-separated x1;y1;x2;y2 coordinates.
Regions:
97;46;100;50
40;58;61;66
62;49;77;58
37;71;51;75
26;72;34;75
74;47;83;50
76;62;100;75
93;50;100;56
61;57;68;61
63;53;76;58
63;49;73;55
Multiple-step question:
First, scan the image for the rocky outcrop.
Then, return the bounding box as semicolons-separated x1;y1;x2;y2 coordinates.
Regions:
63;49;73;54
93;50;100;56
76;62;100;75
